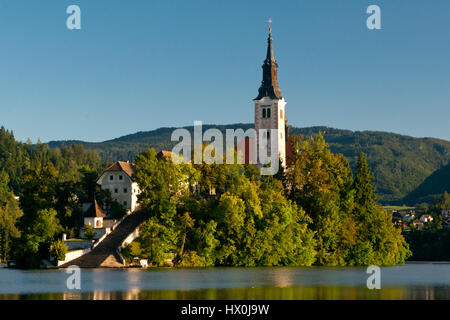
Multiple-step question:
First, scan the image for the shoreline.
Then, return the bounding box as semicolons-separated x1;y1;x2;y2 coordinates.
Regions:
406;261;450;264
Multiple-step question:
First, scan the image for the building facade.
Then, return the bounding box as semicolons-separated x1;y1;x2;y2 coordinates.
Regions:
97;161;140;213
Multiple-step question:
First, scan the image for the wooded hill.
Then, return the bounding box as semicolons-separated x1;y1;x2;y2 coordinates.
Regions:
46;124;450;204
401;162;450;205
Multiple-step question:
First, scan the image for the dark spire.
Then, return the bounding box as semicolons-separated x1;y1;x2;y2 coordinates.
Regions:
254;21;282;100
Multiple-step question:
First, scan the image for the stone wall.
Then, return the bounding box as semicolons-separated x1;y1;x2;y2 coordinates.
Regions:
57;248;91;266
63;240;94;251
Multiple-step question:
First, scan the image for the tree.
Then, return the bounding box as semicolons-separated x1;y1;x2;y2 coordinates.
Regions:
138;216;177;266
174;211;195;265
50;240;68;262
134;149;197;265
82;224;96;240
212;175;315;266
349;152;412;265
13;208;62;268
135;149;193;214
284;133;354;265
353;152;377;220
0;171;23;262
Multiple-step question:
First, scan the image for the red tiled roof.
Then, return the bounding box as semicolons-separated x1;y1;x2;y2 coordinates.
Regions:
235;137;255;165
156;150;175;160
104;161;136;180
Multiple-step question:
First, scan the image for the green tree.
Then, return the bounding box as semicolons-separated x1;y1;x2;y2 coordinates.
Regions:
353;152;377;220
0;171;23;262
82;224;96;240
350;153;411;265
284;133;354;265
50;240;68;262
14;208;62;268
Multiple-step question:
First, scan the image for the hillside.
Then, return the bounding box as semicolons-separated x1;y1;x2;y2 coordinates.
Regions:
48;124;450;204
401;163;450;205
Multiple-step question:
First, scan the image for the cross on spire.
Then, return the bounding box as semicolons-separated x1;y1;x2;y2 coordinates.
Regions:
268;18;272;33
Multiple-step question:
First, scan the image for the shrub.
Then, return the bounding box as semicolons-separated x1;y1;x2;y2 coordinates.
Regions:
83;224;96;240
50;240;68;261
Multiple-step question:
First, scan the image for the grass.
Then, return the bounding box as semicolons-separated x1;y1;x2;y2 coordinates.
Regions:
383;206;415;211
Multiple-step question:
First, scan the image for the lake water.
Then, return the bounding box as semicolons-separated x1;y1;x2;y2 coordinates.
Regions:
0;263;449;300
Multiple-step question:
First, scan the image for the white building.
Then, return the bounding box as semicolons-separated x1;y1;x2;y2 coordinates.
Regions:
97;161;140;213
83;200;106;228
420;214;433;223
80;200;116;240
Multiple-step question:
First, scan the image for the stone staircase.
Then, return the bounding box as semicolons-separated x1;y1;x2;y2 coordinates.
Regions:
60;210;148;268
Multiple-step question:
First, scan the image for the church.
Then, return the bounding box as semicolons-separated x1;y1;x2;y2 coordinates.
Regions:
92;22;291;216
62;22;294;267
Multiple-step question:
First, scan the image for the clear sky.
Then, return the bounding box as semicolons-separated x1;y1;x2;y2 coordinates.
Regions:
0;0;449;143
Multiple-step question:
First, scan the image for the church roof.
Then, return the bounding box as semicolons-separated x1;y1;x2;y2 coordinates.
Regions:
104;161;136;181
84;200;106;218
254;25;283;100
156;150;175;160
235;135;294;166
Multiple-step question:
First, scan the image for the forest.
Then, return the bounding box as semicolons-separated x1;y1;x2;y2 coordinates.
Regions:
48;123;450;204
0;126;414;267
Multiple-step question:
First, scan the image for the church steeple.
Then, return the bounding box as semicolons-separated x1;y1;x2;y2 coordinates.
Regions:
255;20;282;100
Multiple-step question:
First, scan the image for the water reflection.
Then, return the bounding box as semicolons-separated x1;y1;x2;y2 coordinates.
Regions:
0;264;449;300
2;285;449;300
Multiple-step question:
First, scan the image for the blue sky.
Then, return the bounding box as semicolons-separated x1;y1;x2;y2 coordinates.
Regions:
0;0;449;142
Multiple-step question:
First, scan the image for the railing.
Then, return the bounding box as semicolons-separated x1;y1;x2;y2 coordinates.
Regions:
115;249;125;265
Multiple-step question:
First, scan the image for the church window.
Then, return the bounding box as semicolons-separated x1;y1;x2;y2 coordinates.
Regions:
119;175;123;180
109;175;113;181
114;188;118;194
261;106;271;118
123;188;128;193
267;131;270;139
123;201;127;206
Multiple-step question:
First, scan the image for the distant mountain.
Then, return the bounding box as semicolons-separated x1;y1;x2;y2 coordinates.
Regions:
401;163;450;205
48;124;450;204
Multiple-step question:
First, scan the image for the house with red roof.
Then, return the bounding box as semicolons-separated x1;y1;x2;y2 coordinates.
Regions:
97;161;141;213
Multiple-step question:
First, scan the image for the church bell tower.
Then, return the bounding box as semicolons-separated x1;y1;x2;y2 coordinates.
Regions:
253;20;287;167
